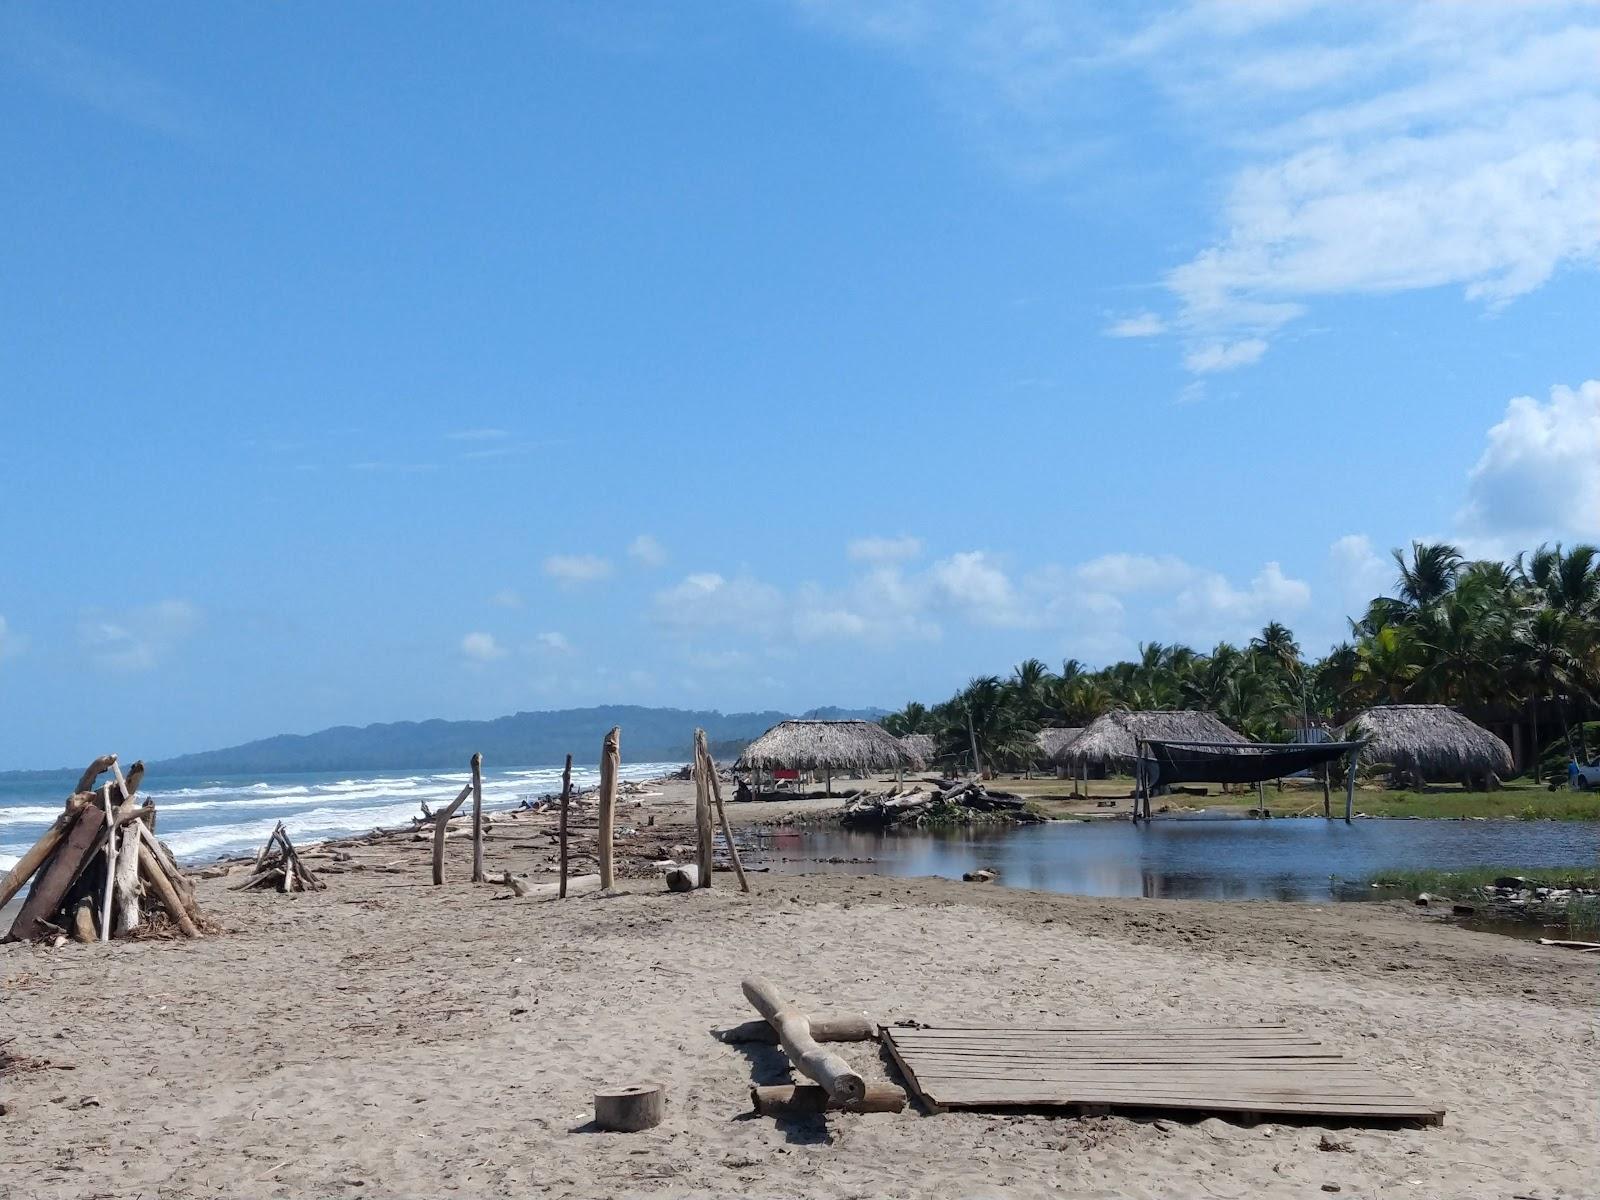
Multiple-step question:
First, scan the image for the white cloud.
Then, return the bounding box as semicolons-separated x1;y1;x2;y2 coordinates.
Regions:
533;631;572;654
1105;312;1167;338
790;2;1600;370
80;599;200;671
627;534;668;568
489;589;524;609
846;535;924;563
460;632;507;662
1182;338;1267;373
542;554;613;584
1329;533;1393;614
1075;553;1193;594
653;573;786;636
929;551;1025;627
1460;379;1600;540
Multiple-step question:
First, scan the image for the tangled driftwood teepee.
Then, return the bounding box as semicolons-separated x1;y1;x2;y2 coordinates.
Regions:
1343;704;1514;788
0;755;205;944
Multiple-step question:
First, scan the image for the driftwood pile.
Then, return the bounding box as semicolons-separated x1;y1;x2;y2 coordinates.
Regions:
839;779;1039;829
0;755;204;944
230;822;324;893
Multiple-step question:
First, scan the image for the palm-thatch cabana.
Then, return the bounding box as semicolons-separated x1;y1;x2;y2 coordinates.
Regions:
898;733;936;771
1342;704;1514;788
1059;710;1245;775
738;719;914;794
1036;727;1083;777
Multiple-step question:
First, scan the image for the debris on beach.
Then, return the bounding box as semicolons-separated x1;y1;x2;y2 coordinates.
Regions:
229;821;324;894
0;754;207;944
840;780;1041;829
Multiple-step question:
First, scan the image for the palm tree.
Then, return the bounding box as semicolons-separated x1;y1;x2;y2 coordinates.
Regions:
882;701;936;737
946;675;1038;778
1393;541;1464;611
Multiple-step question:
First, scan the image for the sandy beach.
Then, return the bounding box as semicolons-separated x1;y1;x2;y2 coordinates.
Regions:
2;779;1595;1200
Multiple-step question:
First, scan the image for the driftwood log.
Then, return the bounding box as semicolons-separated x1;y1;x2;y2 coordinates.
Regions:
692;729;715;889
714;1014;876;1044
750;1083;905;1117
137;833;200;937
470;752;485;884
741;977;866;1105
0;794;92;910
431;783;472;886
6;804;106;942
558;753;573;899
665;864;699;892
594;1083;665;1131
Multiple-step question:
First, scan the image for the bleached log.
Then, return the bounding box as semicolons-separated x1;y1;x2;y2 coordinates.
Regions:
114;802;143;934
0;794;91;910
714;1014;876;1044
704;741;749;893
665;864;699;892
136;825;199;922
512;873;601;900
598;726;619;891
470;752;485;884
76;755;117;794
495;870;530;898
5;805;106;942
750;1083;905;1117
72;898;98;944
558;753;573;898
98;787;116;942
431;783;473;886
137;839;200;937
741;977;866;1105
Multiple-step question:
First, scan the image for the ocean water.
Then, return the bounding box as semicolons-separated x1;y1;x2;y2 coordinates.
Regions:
0;762;682;869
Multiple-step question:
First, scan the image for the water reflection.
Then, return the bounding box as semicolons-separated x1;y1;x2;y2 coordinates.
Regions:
759;818;1598;903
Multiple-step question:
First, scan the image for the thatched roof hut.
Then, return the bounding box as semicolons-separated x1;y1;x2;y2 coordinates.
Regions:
1342;704;1513;781
898;733;936;770
737;719;912;772
1059;709;1245;771
1036;727;1082;762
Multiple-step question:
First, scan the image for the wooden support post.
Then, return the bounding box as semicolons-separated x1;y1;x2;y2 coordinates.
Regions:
1256;779;1266;815
431;783;472;885
598;726;619;891
6;804;105;942
1345;751;1357;824
1322;763;1332;819
558;753;572;899
470;752;485;884
693;729;715;890
741;976;866;1105
705;741;750;894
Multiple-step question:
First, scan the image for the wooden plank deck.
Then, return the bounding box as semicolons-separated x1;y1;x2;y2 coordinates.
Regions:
883;1024;1445;1125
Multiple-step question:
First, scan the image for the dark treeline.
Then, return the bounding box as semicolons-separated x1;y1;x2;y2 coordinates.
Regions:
882;542;1600;776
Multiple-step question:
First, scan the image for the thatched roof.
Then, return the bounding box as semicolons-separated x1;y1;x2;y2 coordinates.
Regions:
898;733;936;770
1037;727;1083;761
737;720;912;771
1059;709;1245;769
1342;705;1513;779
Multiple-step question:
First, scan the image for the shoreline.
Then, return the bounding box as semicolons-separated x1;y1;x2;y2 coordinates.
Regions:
2;777;1593;1198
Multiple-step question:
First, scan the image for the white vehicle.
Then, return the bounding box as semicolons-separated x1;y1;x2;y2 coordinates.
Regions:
1573;760;1600;790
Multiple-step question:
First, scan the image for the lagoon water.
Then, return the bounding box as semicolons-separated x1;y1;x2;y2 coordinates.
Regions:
757;816;1599;902
0;762;683;870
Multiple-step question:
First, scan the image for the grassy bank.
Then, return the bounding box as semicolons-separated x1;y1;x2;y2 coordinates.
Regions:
1364;865;1600;893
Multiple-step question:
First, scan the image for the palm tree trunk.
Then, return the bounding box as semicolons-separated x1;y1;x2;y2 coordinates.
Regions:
1530;700;1540;781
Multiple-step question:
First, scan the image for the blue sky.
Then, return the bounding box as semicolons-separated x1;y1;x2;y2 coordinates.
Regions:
2;1;1597;768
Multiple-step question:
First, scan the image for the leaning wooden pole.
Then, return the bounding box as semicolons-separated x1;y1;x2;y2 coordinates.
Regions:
0;794;91;910
470;752;485;884
598;726;619;891
1345;749;1357;824
431;783;472;886
704;740;749;893
742;977;866;1105
692;730;715;889
558;754;573;899
98;785;116;942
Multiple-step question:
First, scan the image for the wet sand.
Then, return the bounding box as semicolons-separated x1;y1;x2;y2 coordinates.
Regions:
1;779;1595;1199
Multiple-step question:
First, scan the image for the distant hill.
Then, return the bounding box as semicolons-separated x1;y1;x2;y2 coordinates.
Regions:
1;704;888;782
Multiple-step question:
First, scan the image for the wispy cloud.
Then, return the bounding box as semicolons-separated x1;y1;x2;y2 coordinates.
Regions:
627;534;668;568
460;631;507;662
0;11;206;142
489;589;524;609
1183;338;1266;374
79;600;201;671
1105;312;1167;338
445;428;510;441
543;554;614;585
847;535;924;564
533;631;573;654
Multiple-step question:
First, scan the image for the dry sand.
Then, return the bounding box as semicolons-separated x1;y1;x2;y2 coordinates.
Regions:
2;780;1595;1199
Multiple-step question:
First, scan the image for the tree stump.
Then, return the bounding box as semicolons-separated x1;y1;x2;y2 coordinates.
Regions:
594;1083;665;1132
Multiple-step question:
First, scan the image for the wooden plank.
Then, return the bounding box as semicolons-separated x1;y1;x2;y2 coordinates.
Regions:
883;1025;1444;1126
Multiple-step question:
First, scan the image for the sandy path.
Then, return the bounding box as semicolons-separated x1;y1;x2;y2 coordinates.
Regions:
4;802;1596;1200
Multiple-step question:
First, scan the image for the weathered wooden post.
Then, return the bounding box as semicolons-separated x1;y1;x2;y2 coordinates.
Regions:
431;783;471;885
1345;749;1357;823
598;726;619;891
693;729;715;889
558;753;572;899
1322;762;1332;819
470;752;485;883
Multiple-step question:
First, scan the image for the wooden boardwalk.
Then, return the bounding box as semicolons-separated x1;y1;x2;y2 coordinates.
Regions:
883;1024;1445;1125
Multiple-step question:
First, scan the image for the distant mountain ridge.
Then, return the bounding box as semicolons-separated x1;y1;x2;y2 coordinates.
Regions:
1;704;888;782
